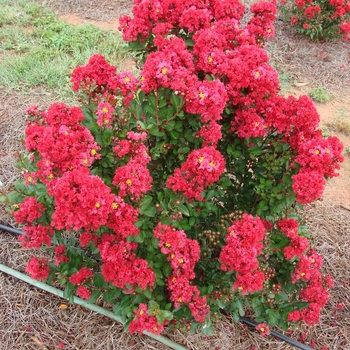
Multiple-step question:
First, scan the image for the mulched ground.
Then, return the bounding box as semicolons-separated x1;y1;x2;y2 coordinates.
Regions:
1;0;350;349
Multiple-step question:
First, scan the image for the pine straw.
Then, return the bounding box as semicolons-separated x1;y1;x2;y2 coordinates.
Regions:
1;203;350;350
267;21;350;99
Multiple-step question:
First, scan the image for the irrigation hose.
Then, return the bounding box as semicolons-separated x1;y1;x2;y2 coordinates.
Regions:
239;317;314;350
0;223;24;235
0;263;188;350
0;223;314;350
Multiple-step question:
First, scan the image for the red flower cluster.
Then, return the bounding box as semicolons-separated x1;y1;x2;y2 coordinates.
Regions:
220;214;266;295
289;250;332;325
340;21;350;40
113;131;150;162
71;54;138;106
246;1;277;39
25;103;100;181
19;225;53;249
76;286;91;300
139;36;195;94
303;5;321;19
129;304;165;335
69;267;93;285
48;167;116;231
71;54;117;92
167;146;225;201
185;80;228;123
99;238;155;291
153;223;210;322
113;131;152;199
256;323;270;337
277;218;309;260
292;135;343;204
120;0;273;46
112;159;153;199
12;197;45;225
54;244;69;266
25;256;50;281
105;195;140;240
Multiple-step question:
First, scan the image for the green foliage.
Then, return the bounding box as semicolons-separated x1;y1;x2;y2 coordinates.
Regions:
308;87;331;103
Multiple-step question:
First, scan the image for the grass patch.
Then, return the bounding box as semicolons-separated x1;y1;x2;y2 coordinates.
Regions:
0;0;130;101
326;109;350;135
308;87;332;103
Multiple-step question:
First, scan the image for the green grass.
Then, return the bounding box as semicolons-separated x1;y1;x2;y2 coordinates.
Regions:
0;0;130;101
308;87;332;103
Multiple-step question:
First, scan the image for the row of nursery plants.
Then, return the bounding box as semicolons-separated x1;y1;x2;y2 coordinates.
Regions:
2;0;344;336
279;0;350;40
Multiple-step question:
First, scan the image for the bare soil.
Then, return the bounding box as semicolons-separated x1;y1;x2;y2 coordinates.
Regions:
1;1;350;349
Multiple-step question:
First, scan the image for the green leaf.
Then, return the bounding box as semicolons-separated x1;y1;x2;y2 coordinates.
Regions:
148;93;157;110
140;195;153;211
189;216;196;226
164;120;176;130
279;291;289;301
103;289;117;303
86;290;101;304
162;262;172;277
145;104;157;116
143;206;157;217
185;38;194;47
169;130;180;140
170;94;183;110
151;237;159;249
201;318;214;335
178;204;190;216
148;300;159;310
93;274;105;288
144;287;152;299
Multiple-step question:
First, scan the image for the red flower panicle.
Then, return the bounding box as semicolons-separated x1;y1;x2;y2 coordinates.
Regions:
54;244;69;266
129;304;165;335
76;286;91;300
19;225;53;249
25;257;50;281
69;267;93;285
154;223;210;322
49;167;116;231
167;146;225;201
220;214;266;295
12;197;45;225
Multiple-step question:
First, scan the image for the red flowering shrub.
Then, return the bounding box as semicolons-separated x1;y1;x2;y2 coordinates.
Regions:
280;0;350;40
5;0;343;337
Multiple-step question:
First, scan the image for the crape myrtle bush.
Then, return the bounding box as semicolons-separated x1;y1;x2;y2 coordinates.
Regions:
279;0;350;40
3;0;344;336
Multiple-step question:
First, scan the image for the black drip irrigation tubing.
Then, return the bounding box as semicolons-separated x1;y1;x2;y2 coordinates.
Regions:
0;223;314;350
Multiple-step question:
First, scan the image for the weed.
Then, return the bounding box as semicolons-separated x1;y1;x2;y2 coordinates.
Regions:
308;87;332;103
326;109;350;135
321;125;330;138
344;146;350;157
278;73;293;94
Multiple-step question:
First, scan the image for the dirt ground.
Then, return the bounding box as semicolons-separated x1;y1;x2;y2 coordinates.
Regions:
0;0;350;349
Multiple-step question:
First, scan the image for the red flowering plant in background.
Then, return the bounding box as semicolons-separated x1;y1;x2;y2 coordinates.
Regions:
3;0;344;336
279;0;350;40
